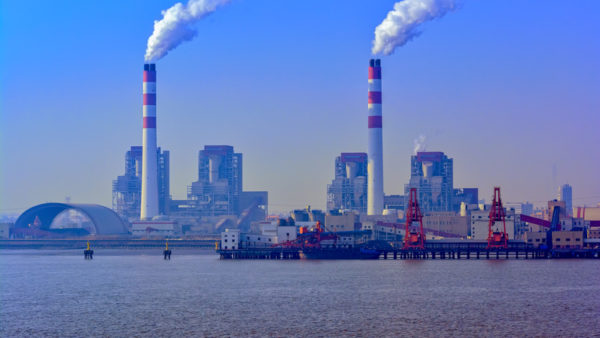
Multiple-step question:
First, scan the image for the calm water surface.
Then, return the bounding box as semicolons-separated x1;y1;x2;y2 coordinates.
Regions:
1;250;599;337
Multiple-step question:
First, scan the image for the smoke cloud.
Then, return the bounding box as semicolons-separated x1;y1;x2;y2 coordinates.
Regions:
372;0;457;56
145;0;231;62
413;134;427;154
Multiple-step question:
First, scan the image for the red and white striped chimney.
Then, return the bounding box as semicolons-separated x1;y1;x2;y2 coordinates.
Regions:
141;63;159;220
368;59;383;215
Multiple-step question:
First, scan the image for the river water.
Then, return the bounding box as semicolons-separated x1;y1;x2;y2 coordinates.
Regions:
1;250;599;337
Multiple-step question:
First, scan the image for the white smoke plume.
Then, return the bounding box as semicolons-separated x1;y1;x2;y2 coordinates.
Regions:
145;0;231;62
372;0;457;56
413;134;427;154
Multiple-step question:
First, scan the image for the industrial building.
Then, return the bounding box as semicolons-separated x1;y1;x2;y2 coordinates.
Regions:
325;212;359;232
522;201;600;251
188;145;243;216
112;146;170;220
290;207;325;224
404;151;477;214
327;152;368;213
112;141;266;234
14;203;129;237
470;207;517;240
405;152;454;213
524;231;548;248
220;219;297;250
221;229;240;250
552;230;584;249
157;145;269;233
574;206;600;220
525;230;591;250
422;212;469;238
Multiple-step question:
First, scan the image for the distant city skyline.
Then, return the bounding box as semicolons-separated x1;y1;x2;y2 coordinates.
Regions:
1;0;599;214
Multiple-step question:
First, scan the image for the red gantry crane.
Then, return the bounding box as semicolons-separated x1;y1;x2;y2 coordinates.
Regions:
404;188;425;250
487;187;509;249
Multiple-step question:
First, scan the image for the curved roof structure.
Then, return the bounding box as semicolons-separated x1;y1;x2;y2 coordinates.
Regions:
15;203;129;235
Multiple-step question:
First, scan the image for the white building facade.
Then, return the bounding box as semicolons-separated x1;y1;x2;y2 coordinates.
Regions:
470;208;516;240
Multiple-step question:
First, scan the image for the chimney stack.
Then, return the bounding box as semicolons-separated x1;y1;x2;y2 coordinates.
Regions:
367;59;383;215
141;63;159;220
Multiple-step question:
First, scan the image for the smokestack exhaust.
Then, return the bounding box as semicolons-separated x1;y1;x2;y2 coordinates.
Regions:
145;0;232;62
141;63;159;220
367;58;384;215
372;0;457;56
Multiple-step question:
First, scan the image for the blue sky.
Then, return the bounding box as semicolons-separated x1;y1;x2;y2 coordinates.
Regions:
1;0;599;214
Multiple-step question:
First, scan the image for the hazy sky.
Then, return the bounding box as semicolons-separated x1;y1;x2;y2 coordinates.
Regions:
1;0;599;215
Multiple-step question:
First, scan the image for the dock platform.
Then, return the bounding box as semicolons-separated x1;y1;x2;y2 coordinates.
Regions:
217;240;600;260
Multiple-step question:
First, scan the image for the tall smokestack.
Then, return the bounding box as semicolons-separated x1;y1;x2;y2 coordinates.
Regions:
367;59;384;215
141;63;159;220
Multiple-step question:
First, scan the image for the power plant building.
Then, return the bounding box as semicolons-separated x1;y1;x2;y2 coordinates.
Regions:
110;64;269;234
112;143;267;233
327;153;368;213
188;145;243;216
405;152;454;213
112;146;170;220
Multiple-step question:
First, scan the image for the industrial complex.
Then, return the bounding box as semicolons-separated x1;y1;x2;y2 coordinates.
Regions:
5;60;600;259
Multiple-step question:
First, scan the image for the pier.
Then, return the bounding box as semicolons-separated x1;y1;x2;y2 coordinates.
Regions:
217;239;600;260
218;247;301;260
0;238;217;250
380;240;547;260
